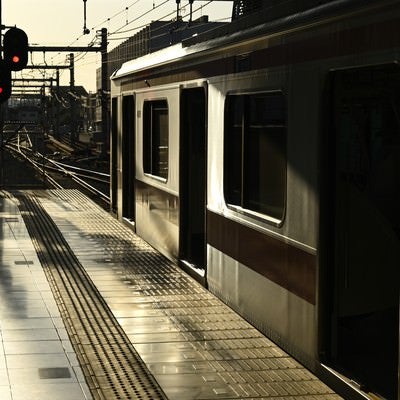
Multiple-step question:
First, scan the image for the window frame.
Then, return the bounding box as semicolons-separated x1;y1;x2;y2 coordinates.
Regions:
223;89;287;227
142;99;169;182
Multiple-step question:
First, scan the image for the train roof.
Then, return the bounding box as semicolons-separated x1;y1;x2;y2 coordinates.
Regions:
111;27;248;80
111;43;188;80
111;0;390;81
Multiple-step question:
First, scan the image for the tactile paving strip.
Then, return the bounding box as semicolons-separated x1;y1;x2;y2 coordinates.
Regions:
15;191;167;400
21;189;342;400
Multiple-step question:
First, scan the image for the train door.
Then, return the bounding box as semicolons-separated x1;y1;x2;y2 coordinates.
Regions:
179;87;207;281
328;64;400;399
111;97;118;213
121;95;135;224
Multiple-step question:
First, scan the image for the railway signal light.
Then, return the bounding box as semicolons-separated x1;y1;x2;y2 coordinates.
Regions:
4;27;29;71
0;61;12;103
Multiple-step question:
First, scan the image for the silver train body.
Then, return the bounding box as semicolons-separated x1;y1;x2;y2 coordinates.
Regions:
111;1;400;398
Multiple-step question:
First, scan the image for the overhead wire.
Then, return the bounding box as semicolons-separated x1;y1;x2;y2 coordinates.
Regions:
26;0;232;90
97;0;226;70
108;0;214;42
45;1;206;66
108;0;211;38
74;0;173;72
109;0;170;36
67;0;171;76
90;0;145;31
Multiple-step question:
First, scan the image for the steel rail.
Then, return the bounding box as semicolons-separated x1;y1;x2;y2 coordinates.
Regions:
36;163;109;185
6;141;110;204
5;143;63;189
51;159;110;179
46;157;110;204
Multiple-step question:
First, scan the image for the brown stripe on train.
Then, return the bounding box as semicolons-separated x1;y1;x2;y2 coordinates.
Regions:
207;210;316;305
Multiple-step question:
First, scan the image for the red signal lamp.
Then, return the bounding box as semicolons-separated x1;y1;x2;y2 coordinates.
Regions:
0;60;12;102
4;27;29;71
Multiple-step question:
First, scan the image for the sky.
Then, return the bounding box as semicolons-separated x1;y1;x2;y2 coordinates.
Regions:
2;0;233;92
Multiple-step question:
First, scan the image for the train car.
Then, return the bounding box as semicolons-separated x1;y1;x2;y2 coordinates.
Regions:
110;0;400;398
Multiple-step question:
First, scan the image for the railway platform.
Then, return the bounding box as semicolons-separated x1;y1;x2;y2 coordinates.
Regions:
0;189;343;400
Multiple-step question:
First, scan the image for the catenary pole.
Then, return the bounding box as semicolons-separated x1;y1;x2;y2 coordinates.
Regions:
101;28;108;150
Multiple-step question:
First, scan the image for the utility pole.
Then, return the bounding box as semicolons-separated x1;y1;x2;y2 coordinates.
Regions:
29;38;108;146
0;7;109;153
69;53;77;146
83;0;90;34
0;0;4;188
56;69;60;139
101;28;108;151
17;65;67;140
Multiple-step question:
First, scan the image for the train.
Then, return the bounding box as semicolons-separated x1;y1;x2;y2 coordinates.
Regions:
110;0;400;398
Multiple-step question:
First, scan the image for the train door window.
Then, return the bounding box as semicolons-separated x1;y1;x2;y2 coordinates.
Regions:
143;100;169;180
224;91;287;222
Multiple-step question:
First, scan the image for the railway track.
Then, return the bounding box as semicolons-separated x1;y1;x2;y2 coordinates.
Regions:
2;123;110;207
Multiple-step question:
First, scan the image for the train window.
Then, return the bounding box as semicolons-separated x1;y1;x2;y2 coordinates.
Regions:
143;100;169;180
224;92;286;222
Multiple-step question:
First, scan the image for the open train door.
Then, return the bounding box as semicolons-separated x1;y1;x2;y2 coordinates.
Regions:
179;86;207;284
327;64;400;399
111;97;118;213
121;95;135;225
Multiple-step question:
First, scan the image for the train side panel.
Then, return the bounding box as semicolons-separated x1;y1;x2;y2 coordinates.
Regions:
111;2;400;396
206;68;320;366
135;86;180;260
